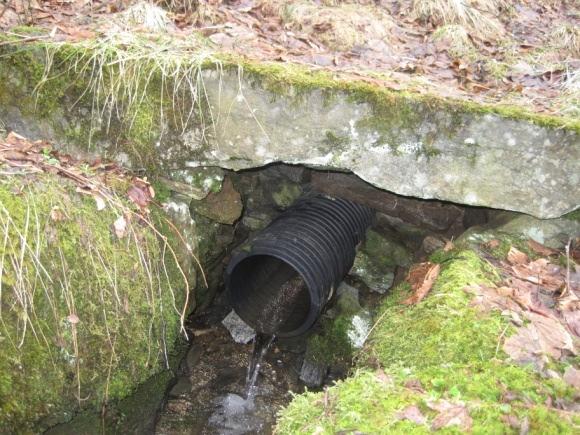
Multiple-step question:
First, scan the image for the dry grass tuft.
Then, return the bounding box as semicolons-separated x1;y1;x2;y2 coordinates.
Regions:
37;31;221;147
432;24;475;57
412;0;506;38
283;1;394;51
551;24;580;58
116;1;174;32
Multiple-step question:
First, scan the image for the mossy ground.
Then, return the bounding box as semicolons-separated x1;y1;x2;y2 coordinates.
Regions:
0;172;187;433
276;250;579;434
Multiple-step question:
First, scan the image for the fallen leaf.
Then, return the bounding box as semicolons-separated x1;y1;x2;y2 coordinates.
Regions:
505;311;576;362
404;379;425;393
443;240;454;252
395;405;426;425
527;239;558;257
507;247;529;265
127;179;153;209
427;400;472;431
113;215;127;239
402;262;440;305
563;366;580;389
501;414;520;429
66;314;80;324
375;368;393;385
49;206;65;222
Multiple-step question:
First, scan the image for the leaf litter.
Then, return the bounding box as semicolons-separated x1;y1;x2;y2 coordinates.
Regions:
1;0;578;116
402;261;440;305
467;242;580;371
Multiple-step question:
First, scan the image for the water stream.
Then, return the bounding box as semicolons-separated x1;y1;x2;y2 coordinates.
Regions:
245;333;276;400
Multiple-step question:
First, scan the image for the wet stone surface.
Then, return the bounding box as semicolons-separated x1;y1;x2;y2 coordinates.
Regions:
154;306;307;435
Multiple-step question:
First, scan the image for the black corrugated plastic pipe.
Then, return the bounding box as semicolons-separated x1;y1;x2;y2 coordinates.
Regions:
226;194;374;337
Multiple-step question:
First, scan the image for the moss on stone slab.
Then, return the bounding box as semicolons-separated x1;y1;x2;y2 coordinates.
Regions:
276;250;579;433
0;172;187;433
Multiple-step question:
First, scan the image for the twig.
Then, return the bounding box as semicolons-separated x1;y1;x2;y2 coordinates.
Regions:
495;323;509;357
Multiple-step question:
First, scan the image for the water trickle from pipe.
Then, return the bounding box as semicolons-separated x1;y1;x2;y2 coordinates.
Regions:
245;333;275;400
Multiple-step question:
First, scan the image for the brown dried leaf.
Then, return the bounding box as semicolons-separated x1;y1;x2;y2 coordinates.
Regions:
563;366;580;389
443;240;454;252
66;313;80;324
127;179;153;209
49;206;65;222
395;405;426;425
404;379;425;393
428;400;472;431
402;262;440;305
527;239;558;257
485;239;500;249
506;312;576;361
507;247;529;265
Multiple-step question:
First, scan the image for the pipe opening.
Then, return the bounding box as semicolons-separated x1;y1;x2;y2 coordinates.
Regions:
229;255;311;335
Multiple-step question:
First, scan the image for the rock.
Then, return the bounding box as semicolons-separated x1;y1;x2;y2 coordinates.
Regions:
185;345;203;374
336;282;361;314
271;181;302;209
312;172;464;231
190;177;243;225
422;235;447;255
458;213;580;250
163;197;198;285
350;230;409;293
299;358;327;388
242;212;271;231
169;377;192;398
222;310;256;344
494;214;580;249
161;167;224;200
2;46;578;218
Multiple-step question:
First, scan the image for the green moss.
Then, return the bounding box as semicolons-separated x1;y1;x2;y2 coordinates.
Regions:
562;209;580;222
323;130;350;147
277;250;577;433
235;58;580;133
0;173;187;432
271;181;302;209
305;315;354;366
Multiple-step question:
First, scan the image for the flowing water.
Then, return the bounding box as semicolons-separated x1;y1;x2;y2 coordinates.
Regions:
155;301;307;435
245;333;276;400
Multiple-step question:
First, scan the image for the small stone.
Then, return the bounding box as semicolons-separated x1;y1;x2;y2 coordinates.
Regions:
221;310;256;344
422;235;446;255
299;358;327;387
350;230;408;294
336;282;361;314
185;345;202;373
168;377;192;398
190;178;243;225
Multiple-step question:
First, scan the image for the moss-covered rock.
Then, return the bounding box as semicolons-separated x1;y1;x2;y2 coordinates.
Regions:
351;230;411;293
0;36;578;218
0;172;188;433
276;250;579;433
